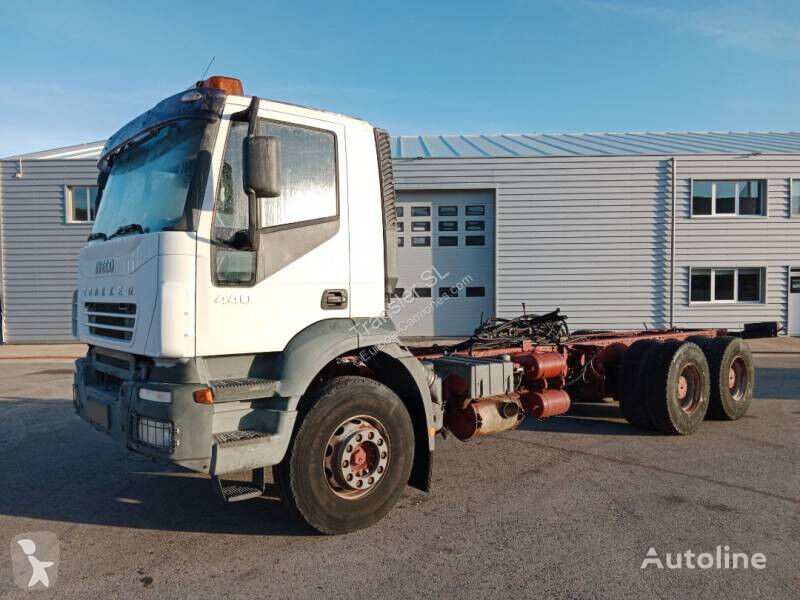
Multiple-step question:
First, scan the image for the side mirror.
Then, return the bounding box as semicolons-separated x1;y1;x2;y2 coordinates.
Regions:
243;135;281;198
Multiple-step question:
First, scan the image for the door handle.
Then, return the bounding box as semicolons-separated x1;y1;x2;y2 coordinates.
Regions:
322;289;348;310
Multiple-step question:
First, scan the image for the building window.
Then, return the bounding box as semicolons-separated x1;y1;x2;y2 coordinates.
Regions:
67;185;100;223
438;221;457;231
465;220;485;231
465;235;485;246
412;287;432;298
791;179;800;215
690;268;763;303
411;206;430;217
438;206;458;216
439;287;459;297
397;222;404;232
692;180;765;216
438;236;458;246
466;286;485;297
465;205;485;216
411;221;430;232
397;237;404;247
411;236;430;247
396;207;404;218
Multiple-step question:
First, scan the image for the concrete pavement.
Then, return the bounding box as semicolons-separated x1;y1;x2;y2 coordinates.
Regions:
0;355;797;598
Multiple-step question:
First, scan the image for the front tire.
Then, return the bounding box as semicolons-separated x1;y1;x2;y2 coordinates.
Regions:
274;376;414;534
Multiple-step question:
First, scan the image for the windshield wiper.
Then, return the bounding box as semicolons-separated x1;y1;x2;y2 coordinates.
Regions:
87;232;107;241
109;223;145;239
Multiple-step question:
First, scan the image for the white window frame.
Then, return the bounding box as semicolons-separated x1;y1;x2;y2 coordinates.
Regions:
790;178;800;218
689;267;765;305
690;179;767;217
65;185;98;224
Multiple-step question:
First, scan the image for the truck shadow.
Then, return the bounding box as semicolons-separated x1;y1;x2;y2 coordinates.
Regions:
0;398;316;537
519;401;657;436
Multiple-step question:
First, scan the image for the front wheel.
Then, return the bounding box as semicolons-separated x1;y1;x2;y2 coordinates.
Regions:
273;376;414;534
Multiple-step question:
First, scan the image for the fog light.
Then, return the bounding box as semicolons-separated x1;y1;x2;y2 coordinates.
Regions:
133;414;175;450
138;388;172;403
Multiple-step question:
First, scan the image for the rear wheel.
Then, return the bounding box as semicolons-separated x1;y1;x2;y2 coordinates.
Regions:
617;339;661;430
273;376;414;534
644;341;710;435
701;336;754;421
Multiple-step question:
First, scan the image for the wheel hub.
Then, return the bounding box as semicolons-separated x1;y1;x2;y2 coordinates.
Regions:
677;375;688;400
324;416;390;499
677;363;702;414
729;356;748;402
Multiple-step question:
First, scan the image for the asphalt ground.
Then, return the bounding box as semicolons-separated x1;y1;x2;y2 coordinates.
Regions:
0;354;797;599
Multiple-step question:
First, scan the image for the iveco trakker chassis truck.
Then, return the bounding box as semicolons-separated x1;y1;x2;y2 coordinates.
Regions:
73;76;755;533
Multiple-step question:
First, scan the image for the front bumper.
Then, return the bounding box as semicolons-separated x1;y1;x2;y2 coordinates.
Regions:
73;349;296;475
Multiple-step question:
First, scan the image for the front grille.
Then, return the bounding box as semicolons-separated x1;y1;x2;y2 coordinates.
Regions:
130;413;177;451
96;371;123;393
85;302;136;342
95;352;131;371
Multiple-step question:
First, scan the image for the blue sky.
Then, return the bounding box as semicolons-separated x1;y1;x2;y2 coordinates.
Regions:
3;0;800;156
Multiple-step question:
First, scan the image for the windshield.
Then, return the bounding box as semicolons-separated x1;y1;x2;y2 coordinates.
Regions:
91;119;209;239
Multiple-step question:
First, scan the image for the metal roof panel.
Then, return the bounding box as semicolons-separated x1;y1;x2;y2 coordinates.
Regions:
9;131;800;162
392;131;800;158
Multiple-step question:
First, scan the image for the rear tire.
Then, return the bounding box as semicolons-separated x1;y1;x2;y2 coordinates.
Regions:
700;336;754;421
617;339;661;430
273;376;414;534
644;341;710;435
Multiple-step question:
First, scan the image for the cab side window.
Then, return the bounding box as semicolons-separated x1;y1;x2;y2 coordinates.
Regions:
257;120;337;228
212;118;338;285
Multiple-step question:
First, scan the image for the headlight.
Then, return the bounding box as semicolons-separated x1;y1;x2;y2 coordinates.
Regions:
138;388;172;403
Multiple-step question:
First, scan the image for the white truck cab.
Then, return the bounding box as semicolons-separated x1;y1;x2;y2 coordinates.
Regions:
73;77;439;533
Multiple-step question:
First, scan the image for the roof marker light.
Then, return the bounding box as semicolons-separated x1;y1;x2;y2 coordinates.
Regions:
197;75;244;96
181;90;203;103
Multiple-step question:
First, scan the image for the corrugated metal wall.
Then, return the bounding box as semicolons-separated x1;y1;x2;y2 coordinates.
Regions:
0;159;97;342
673;155;800;329
1;152;798;341
393;153;800;331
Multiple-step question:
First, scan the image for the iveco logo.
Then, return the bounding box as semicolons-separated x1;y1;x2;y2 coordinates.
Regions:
95;259;115;275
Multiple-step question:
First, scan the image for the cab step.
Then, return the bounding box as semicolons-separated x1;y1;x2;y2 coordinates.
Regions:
209;377;279;402
214;429;275;447
212;467;266;503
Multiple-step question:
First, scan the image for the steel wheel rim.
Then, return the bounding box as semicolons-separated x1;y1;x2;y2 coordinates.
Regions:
728;356;748;402
677;363;703;414
323;415;390;500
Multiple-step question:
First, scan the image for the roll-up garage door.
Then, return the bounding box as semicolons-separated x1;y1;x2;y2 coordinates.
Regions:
391;190;495;337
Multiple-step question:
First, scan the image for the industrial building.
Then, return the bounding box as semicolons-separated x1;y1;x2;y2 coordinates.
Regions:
2;131;800;342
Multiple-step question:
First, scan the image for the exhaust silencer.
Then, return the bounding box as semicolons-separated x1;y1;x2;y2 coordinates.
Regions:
445;396;524;440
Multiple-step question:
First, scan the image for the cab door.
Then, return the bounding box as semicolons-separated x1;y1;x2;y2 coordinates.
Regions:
196;103;349;356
